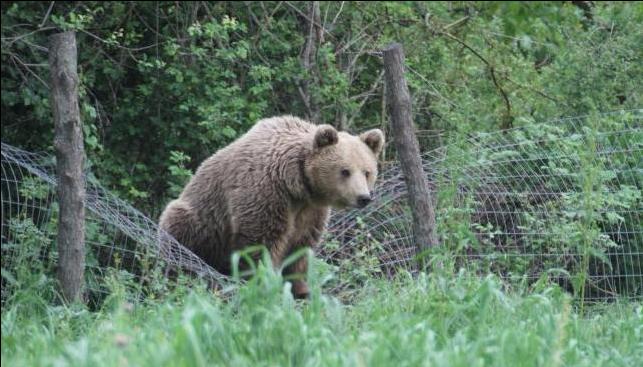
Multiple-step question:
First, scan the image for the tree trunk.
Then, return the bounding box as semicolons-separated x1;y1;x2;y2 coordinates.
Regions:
49;31;86;303
299;1;322;122
383;43;438;266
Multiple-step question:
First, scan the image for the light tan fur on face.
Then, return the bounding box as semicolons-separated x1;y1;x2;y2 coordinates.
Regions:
306;128;384;208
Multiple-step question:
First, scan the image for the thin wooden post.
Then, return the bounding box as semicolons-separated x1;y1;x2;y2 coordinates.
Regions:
299;1;322;122
49;31;86;302
383;43;438;266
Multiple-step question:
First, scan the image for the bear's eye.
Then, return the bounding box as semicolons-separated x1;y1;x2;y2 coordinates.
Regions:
364;171;371;179
341;169;351;178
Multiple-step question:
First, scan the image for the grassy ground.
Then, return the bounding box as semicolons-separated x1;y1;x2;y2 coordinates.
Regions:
1;266;641;367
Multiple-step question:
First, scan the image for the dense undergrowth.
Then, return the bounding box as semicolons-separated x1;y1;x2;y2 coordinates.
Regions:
2;260;641;367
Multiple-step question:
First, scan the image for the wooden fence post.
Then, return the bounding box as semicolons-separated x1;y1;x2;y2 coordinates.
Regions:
383;43;438;266
49;31;86;302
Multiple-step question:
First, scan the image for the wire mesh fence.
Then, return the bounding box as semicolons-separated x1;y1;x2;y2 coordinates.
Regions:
1;142;231;304
2;110;641;303
323;110;642;301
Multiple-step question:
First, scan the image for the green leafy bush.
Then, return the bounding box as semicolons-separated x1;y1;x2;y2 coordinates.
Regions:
2;2;641;212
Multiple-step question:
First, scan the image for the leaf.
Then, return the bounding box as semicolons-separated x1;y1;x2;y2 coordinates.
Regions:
519;35;533;50
222;127;237;138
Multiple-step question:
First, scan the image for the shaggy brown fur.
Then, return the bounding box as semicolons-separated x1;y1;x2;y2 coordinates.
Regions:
159;115;384;298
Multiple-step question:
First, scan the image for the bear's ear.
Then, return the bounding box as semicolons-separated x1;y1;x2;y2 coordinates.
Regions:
314;124;339;150
360;129;385;157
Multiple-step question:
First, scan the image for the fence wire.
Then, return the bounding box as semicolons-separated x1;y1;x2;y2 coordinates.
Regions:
324;110;642;301
1;142;232;303
2;111;641;303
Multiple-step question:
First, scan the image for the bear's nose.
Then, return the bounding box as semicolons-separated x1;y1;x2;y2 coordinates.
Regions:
357;194;372;208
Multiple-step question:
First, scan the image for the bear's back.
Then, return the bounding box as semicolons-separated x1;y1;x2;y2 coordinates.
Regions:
179;115;314;205
243;115;316;144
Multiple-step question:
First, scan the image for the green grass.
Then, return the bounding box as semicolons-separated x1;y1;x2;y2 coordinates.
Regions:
2;265;642;367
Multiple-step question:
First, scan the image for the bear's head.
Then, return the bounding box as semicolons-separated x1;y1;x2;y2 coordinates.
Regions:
305;124;385;209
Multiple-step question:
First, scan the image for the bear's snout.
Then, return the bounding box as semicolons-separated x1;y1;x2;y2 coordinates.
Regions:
356;194;372;208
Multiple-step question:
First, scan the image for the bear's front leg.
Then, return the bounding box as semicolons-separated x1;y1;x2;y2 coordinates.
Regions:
285;255;310;299
283;206;330;299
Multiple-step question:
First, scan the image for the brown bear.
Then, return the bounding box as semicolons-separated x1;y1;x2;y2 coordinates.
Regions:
159;115;384;298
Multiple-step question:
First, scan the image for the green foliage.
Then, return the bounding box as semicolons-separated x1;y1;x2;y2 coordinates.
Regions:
2;1;641;211
167;150;193;198
2;266;642;367
1;217;58;308
333;216;386;285
430;112;642;301
1;6;642;359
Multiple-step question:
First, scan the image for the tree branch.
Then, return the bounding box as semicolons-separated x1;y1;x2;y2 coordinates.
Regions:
439;30;513;129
